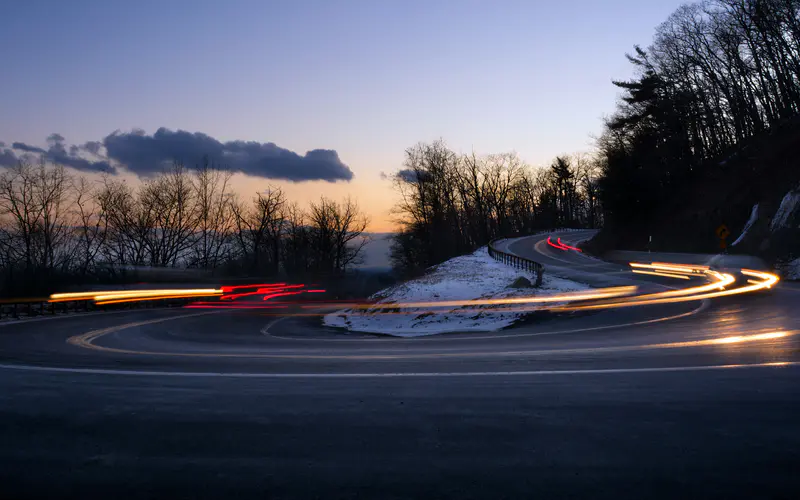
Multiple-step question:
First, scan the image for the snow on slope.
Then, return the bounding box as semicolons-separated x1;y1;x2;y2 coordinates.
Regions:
780;257;800;280
732;204;758;246
770;190;800;231
323;247;589;336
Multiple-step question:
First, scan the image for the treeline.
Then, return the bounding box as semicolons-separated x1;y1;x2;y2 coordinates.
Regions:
389;140;602;273
599;0;800;243
0;159;368;295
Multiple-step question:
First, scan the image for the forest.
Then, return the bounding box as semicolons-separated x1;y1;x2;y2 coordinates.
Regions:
0;159;369;296
388;142;602;274
596;0;800;252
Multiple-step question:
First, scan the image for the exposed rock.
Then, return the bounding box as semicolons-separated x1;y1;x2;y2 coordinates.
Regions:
509;276;533;289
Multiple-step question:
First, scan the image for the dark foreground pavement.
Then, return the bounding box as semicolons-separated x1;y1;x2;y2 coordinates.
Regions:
1;366;799;499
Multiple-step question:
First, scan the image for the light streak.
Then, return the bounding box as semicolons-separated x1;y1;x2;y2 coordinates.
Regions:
221;283;286;293
629;262;708;274
711;331;787;344
547;236;569;250
49;282;326;307
347;286;638;311
51;288;223;304
631;269;691;280
555;266;778;312
557;238;583;252
220;284;307;301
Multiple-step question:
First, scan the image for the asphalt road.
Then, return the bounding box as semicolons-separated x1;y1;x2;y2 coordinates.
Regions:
1;231;799;499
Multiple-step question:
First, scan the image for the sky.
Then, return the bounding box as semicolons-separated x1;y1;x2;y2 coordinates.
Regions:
0;0;687;232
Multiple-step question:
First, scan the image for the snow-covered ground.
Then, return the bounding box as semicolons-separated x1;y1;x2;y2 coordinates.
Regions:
323;247;589;337
770;190;799;231
732;204;758;246
779;257;800;280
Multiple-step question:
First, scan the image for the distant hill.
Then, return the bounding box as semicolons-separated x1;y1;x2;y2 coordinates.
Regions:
353;232;393;271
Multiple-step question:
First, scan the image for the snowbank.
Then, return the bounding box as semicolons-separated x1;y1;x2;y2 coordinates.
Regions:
770;190;800;231
780;257;800;280
323;247;589;336
732;204;758;246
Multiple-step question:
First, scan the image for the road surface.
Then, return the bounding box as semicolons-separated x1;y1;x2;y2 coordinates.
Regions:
1;231;798;499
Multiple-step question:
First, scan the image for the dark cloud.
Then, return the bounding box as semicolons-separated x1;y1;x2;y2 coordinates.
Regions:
82;141;102;155
12;142;46;154
396;168;431;183
4;138;115;174
3;129;352;182
0;149;18;168
103;127;354;182
46;142;115;174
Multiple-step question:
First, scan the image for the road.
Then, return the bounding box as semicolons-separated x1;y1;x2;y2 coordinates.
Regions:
1;231;799;499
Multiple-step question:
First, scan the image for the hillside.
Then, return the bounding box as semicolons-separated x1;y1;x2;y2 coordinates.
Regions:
323;247;587;336
591;118;800;277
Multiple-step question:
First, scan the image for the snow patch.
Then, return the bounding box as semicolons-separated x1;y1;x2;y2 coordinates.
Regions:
732;204;758;246
770;190;800;231
323;247;589;337
781;257;800;280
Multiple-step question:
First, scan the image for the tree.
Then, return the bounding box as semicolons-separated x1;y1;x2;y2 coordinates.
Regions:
308;196;369;273
190;157;234;269
71;176;107;275
231;187;286;275
0;160;72;271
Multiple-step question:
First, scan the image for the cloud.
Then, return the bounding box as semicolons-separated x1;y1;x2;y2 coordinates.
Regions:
0;149;18;168
81;141;102;155
12;142;46;154
45;140;115;173
395;168;431;183
2;129;353;182
3;138;115;173
103;128;354;182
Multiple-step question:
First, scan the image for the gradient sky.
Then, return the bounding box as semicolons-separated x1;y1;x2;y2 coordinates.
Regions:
1;0;686;231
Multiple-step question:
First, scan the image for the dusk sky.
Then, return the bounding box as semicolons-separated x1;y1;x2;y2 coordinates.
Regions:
1;0;686;231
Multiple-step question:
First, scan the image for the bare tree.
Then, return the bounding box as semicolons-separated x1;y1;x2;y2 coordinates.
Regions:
71;176;107;274
308;196;369;273
282;201;310;276
0;160;72;271
139;162;197;267
190;157;235;269
231;187;286;274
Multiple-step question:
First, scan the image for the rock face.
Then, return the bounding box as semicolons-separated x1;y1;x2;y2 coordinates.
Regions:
509;276;533;289
727;186;800;274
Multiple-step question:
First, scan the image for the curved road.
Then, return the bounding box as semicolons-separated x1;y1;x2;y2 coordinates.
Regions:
1;231;799;499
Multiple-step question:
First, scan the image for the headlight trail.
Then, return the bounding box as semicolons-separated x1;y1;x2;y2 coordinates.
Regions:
341;262;779;318
345;286;639;311
47;262;779;316
631;269;691;280
51;288;223;304
48;283;325;306
553;265;778;312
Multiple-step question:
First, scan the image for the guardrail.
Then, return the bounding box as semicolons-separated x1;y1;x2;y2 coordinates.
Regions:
0;296;197;321
488;238;544;286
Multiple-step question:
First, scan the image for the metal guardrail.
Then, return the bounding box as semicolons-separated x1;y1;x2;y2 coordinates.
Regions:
0;297;196;321
488;238;544;287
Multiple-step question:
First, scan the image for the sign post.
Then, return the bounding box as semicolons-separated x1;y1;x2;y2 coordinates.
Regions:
716;224;730;253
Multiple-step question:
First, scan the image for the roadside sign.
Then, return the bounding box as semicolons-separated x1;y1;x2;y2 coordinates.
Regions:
715;224;730;239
